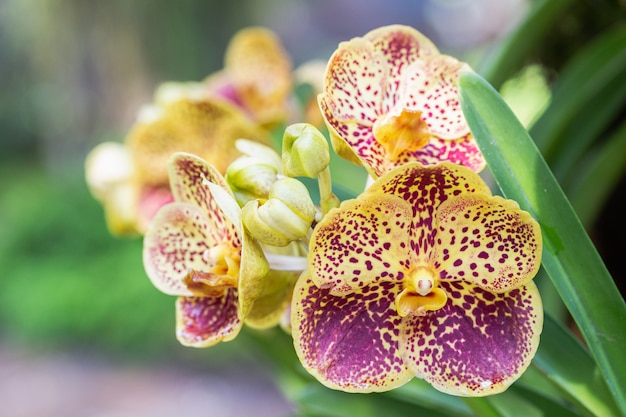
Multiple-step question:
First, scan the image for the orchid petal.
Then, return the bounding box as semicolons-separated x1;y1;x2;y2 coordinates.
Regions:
224;27;293;126
400;280;543;396
292;271;413;392
176;293;242;347
366;163;492;255
309;193;414;295
409;135;486;173
362;24;439;110
126;97;271;187
397;55;472;139
319;94;383;177
323;37;385;125
237;229;269;319
143;202;228;296
167;152;241;245
433;194;542;293
245;269;297;329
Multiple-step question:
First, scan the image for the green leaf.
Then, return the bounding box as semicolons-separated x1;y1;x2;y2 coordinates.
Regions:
530;25;626;165
566;119;626;227
532;315;621;417
477;0;577;88
458;70;626;417
294;384;454;417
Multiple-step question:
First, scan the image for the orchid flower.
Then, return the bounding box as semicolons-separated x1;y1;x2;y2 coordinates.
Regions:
292;162;542;396
85;94;271;236
204;26;293;128
318;24;486;179
143;152;269;346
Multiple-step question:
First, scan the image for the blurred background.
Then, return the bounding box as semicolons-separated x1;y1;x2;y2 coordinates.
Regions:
0;0;624;415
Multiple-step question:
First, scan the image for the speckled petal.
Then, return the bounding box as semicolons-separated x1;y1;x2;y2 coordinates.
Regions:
143;202;224;296
362;24;439;110
400;280;543;396
366;163;492;255
406;135;486;173
323;37;385;125
176;293;242;347
309;193;414;295
397;55;471;140
319;94;385;178
432;193;542;293
292;271;413;392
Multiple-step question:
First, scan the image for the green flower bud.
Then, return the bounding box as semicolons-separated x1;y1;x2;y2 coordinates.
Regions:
282;123;330;178
225;156;278;206
242;178;316;247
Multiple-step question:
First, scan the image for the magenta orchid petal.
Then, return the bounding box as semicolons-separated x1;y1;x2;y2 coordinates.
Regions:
292;271;413;392
176;292;242;348
400;280;543;396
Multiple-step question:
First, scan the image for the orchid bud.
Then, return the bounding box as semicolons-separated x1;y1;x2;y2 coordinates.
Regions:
242;178;315;247
282;123;330;178
225;156;279;206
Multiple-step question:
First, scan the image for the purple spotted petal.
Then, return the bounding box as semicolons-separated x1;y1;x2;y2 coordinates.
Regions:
366;163;492;256
143;202;223;296
323;37;385;125
168;152;241;247
176;292;242;347
363;25;439;110
400;280;543;396
409;135;486;173
292;271;413;392
319;94;386;178
433;194;542;293
397;55;471;140
309;193;414;295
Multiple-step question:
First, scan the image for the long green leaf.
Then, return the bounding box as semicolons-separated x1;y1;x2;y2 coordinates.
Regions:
458;71;626;416
530;25;626;163
532;315;621;417
567;120;626;227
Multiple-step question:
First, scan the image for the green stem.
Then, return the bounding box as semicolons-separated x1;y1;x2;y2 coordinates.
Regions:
317;166;339;216
462;397;503;417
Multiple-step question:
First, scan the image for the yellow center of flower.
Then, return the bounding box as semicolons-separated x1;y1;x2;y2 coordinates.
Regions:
372;109;431;161
183;244;241;297
395;265;448;317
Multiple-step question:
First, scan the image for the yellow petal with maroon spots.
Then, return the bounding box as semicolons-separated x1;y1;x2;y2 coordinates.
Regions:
366;163;492;255
143;202;236;296
400;280;543;396
126;97;271;187
433;194;542;293
167;153;240;247
309;193;414;296
397;55;472;140
319;94;385;178
292;271;413;392
363;25;439;111
176;293;243;348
